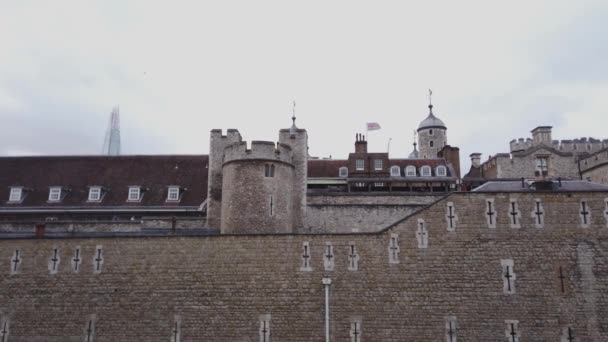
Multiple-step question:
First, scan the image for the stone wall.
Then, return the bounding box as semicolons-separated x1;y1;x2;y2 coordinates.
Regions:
1;191;608;341
305;193;442;233
206;129;243;229
484;148;580;179
221;160;294;234
582;165;608;184
279;129;308;233
581;149;608;184
0;217;206;233
418;127;447;159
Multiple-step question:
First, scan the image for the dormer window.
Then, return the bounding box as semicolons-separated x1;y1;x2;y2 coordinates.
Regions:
88;187;102;202
420;166;432;177
374;159;383;170
8;187;23;202
167;186;180;201
48;187;62;202
356;159;364;171
405;165;417;177
339;167;348;178
128;186;141;202
390;166;401;177
436;165;447;177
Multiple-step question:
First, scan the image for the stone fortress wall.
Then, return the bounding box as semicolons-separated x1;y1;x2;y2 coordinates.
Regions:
2;191;608;341
206;129;243;229
278;128;308;233
483;127;608;179
221;140;295;234
306;193;442;233
0;217;207;233
483;151;581;179
581;148;608;184
208;128;309;235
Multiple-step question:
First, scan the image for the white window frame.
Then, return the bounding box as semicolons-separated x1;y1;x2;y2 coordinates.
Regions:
405;165;417;177
88;187;102;202
48;187;62;202
128;186;141;202
339;167;348;178
420;166;432;177
167;186;180;201
390;165;401;177
355;159;364;171
374;159;383;170
8;187;23;202
436;165;447;177
535;156;548;173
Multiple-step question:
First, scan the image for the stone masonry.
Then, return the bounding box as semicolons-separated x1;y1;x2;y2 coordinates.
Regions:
1;191;607;341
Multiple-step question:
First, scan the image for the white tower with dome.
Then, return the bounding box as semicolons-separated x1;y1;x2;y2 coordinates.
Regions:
417;92;447;159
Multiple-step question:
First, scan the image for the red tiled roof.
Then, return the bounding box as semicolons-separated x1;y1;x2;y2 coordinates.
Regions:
0;155;208;208
307;159;348;177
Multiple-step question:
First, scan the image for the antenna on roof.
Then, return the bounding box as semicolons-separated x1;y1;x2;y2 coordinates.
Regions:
102;106;121;156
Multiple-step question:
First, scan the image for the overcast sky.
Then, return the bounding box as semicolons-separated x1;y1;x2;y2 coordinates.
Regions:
1;0;607;172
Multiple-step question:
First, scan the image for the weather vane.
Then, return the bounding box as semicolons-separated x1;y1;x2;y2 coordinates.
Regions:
291;99;297;126
428;89;433;106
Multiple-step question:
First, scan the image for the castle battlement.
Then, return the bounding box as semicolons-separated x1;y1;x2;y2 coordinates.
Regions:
223;140;293;165
509;138;533;152
510;137;608;153
210;128;243;142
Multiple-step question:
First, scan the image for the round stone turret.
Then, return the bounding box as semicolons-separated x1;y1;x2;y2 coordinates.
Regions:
417;104;447;159
220;141;295;234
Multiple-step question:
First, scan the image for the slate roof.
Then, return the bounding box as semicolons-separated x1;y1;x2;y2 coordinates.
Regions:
0;155;209;209
472;180;608;192
463;165;482;180
1;154;452;210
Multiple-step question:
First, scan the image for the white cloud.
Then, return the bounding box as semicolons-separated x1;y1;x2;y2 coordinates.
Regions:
1;0;607;173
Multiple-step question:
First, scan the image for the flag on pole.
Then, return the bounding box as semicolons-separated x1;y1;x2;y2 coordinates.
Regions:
366;122;381;131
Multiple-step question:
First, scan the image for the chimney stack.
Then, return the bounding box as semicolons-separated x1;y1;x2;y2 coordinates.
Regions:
470;153;482;167
355;133;368;153
531;126;552;145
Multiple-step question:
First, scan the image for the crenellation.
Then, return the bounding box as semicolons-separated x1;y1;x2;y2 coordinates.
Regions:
509;132;608;154
223;140;293;165
509;137;533;152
